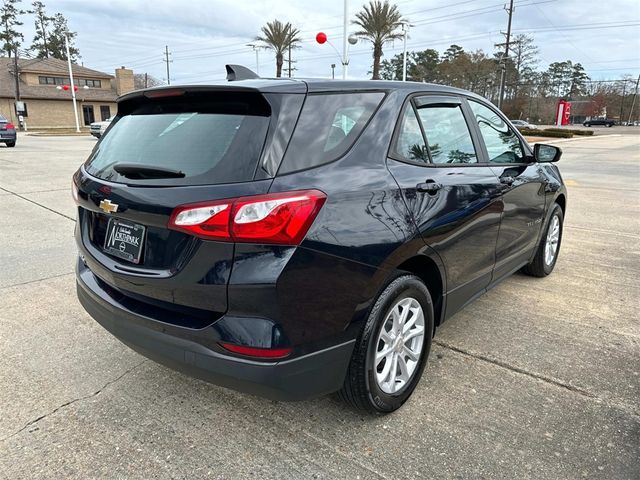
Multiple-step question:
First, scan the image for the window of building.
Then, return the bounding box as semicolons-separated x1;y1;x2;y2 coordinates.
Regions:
38;76;102;88
100;106;111;121
76;79;102;87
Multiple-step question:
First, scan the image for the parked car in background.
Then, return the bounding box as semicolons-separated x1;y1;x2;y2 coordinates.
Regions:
583;117;615;127
510;119;537;130
74;68;567;413
0;114;16;147
90;116;113;138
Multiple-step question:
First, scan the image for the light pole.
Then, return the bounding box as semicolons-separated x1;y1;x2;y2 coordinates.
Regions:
342;0;348;79
64;34;80;133
331;64;336;79
317;32;357;79
401;22;409;82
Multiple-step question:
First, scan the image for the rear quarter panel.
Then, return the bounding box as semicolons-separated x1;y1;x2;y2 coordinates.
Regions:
260;90;443;347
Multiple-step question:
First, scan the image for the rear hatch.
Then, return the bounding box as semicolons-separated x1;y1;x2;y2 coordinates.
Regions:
74;85;304;324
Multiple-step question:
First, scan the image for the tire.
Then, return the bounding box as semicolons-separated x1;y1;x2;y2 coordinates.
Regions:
584;123;591;127
522;203;564;277
6;141;15;147
338;273;434;413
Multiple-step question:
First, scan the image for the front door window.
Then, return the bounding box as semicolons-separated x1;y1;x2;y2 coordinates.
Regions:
416;105;478;164
468;101;524;163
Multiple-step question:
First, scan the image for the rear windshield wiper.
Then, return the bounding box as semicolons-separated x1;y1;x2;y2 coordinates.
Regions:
113;163;185;180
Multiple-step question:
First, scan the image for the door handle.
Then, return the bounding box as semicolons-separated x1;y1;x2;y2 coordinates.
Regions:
499;176;515;185
416;181;443;194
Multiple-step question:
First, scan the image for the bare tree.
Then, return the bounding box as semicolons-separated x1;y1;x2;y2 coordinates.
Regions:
134;73;163;89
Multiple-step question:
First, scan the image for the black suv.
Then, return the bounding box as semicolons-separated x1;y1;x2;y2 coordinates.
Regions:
74;67;566;413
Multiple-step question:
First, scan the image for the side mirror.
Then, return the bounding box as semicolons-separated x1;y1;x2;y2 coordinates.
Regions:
534;143;562;163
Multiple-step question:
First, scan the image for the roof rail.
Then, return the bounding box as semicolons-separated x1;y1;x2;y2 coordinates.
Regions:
225;64;260;81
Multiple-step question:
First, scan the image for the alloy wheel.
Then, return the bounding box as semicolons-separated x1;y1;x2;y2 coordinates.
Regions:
374;297;425;394
545;215;560;266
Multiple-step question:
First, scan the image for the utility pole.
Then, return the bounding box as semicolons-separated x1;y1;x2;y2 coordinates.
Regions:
144;72;148;88
497;0;514;110
619;80;627;121
627;74;640;125
331;64;336;79
13;49;20;101
163;46;172;85
284;44;296;78
12;47;25;131
247;44;260;75
65;34;80;133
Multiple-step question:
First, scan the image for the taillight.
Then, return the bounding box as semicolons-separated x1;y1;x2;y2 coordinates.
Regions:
5;123;15;130
220;342;292;359
169;201;231;240
168;190;326;245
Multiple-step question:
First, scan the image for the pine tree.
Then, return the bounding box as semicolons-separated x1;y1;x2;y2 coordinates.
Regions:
29;0;52;58
47;12;79;61
569;63;589;98
0;0;25;57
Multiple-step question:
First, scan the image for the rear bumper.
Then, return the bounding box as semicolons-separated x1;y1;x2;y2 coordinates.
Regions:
76;261;355;401
1;132;16;142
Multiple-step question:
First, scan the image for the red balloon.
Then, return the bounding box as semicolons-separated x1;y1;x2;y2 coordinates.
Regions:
316;32;327;44
62;84;69;91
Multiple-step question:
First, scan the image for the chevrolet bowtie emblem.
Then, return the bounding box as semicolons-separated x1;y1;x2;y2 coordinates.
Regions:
99;199;119;214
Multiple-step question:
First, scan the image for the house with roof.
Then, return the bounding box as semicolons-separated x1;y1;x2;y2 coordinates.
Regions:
0;57;135;129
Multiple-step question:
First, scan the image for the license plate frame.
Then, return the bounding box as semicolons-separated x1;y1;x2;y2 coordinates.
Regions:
103;218;146;264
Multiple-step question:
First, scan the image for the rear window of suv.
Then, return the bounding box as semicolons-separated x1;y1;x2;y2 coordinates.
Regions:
279;92;385;174
84;92;271;186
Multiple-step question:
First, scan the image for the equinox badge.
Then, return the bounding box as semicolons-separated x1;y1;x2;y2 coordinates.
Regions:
99;199;119;214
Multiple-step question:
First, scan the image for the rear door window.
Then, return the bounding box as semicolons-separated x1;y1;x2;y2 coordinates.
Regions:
393;107;429;163
279;92;385;174
84;92;271;186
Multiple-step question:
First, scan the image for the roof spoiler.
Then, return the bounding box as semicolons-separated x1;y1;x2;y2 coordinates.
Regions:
226;64;260;81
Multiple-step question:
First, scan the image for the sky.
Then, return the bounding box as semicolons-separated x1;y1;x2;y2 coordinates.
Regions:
13;0;640;84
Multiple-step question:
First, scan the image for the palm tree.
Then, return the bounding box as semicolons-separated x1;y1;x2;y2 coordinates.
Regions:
353;1;405;80
256;20;301;78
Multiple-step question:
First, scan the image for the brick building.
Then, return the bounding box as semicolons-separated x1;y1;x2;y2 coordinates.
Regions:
0;57;135;129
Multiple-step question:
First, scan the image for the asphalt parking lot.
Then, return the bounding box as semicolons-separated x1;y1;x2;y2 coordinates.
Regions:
0;132;638;479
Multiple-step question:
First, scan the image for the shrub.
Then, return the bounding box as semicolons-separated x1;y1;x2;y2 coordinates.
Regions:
520;128;573;138
544;128;594;136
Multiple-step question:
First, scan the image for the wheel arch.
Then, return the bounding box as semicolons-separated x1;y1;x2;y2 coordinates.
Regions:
555;193;566;215
395;253;446;331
